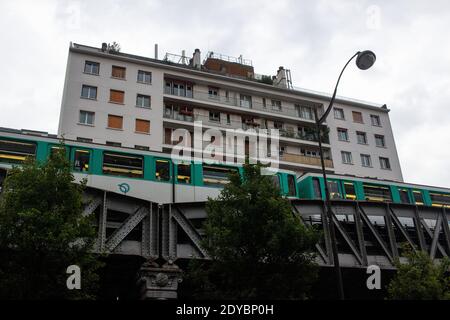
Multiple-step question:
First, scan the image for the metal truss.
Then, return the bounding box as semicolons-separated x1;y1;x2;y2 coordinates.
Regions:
82;187;450;270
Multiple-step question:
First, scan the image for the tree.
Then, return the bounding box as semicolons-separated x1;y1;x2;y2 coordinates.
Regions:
0;145;102;299
185;164;319;299
387;246;450;300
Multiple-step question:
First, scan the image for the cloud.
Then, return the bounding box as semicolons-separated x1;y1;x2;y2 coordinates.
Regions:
0;0;448;187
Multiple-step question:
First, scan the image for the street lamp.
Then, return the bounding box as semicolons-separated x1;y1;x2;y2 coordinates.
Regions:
314;50;376;300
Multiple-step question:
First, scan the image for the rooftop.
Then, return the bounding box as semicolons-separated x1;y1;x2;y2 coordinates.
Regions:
70;42;387;111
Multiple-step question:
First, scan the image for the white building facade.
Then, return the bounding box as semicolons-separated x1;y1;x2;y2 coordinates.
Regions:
58;42;403;181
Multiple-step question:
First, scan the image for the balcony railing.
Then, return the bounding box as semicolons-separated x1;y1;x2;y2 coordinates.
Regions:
280;152;333;168
164;88;323;121
279;129;330;144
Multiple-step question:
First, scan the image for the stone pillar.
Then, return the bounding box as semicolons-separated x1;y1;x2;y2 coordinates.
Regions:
137;261;183;300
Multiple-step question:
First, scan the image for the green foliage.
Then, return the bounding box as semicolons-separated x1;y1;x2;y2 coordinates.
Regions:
0;144;102;299
387;245;450;300
185;164;319;299
257;75;274;85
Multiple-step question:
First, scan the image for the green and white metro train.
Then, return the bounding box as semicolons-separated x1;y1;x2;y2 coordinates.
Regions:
0;128;449;207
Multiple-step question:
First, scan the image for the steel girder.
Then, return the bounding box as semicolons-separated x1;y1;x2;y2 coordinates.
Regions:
82;187;450;270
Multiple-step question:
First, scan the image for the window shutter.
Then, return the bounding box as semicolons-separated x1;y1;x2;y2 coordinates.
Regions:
112;66;126;78
136;119;150;133
108;115;123;129
110;90;124;103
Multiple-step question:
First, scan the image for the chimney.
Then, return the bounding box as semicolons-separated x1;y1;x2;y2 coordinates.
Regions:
182;50;186;64
101;42;107;52
154;44;158;59
274;66;287;88
192;49;201;69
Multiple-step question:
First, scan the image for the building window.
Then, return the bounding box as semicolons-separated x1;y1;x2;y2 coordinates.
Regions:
209;111;220;122
110;89;125;104
105;141;122;147
137;70;152;84
136;94;151;108
81;85;97;100
301;148;320;158
334;108;345;120
226;114;231;125
361;154;372;167
297;105;314;120
352;111;363;123
337;128;349;141
239;94;252;108
165;80;193;98
273;121;284;130
341;151;352;164
111;65;126;79
84;61;99;75
356;131;367;144
135;145;150;151
73;149;90;172
135;119;150;133
262;97;267;108
379;157;391;170
79;110;94;125
371;114;381;126
375;134;386;147
107;114;123;129
271;100;282;111
76;137;93;143
208;87;219;100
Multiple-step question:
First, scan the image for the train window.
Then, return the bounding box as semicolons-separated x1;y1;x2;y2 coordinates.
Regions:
344;182;356;200
327;181;342;199
271;175;281;190
177;163;191;184
73;149;90;172
399;189;411;204
413;191;424;205
203;165;237;186
155;159;171;181
312;178;322;199
0;139;36;164
103;152;143;178
287;175;296;196
429;192;450;208
50;146;66;159
363;184;392;202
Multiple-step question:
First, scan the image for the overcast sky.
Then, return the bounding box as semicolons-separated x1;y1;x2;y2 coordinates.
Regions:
0;0;449;187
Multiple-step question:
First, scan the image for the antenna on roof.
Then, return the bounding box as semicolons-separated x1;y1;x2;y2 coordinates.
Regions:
154;44;158;59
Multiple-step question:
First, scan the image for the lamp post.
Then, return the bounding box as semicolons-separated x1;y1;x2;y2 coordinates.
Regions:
315;50;376;300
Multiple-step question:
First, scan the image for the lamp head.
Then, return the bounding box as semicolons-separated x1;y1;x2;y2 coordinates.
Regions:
356;50;376;70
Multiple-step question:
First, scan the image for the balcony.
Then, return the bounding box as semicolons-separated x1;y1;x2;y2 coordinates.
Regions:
280;152;333;168
279;129;330;144
164;86;322;122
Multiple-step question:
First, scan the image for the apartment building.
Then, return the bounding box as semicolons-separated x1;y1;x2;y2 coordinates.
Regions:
327;104;403;181
58;42;403;180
